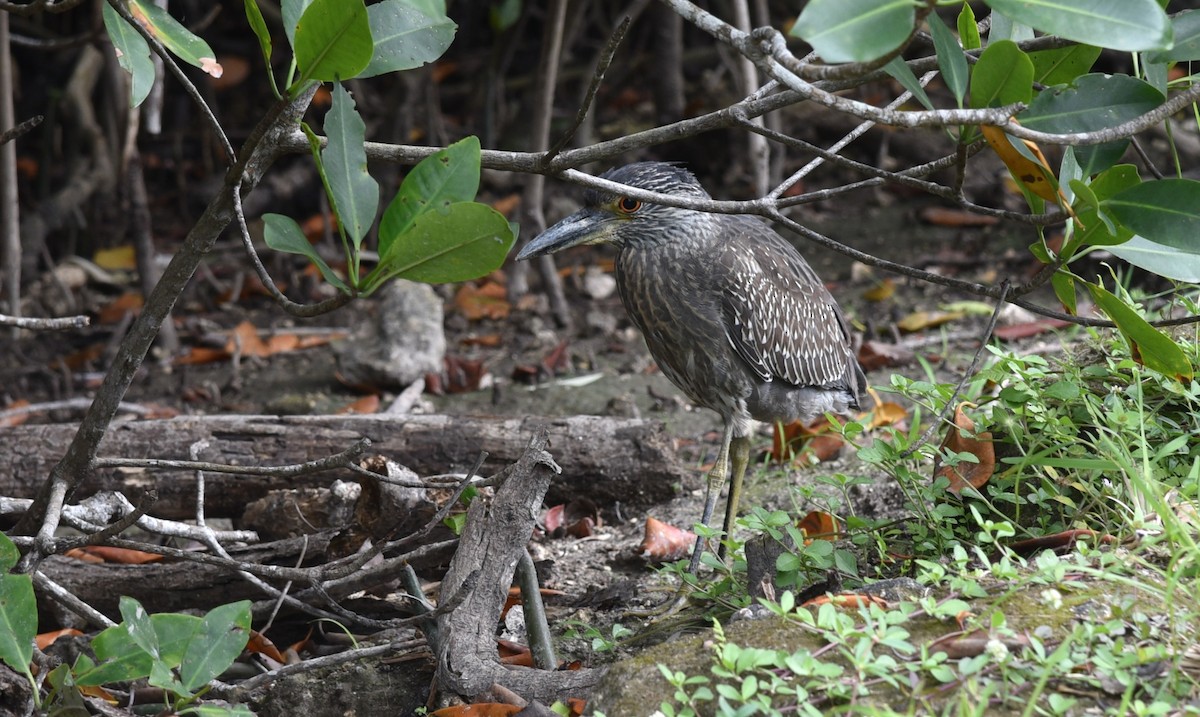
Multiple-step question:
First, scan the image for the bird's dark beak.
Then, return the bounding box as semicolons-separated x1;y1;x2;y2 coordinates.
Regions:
515;208;611;261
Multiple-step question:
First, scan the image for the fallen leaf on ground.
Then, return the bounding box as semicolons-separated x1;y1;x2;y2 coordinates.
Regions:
797;510;841;542
640;517;696;562
336;394;380;415
37;628;83;650
862;278;895;302
897;310;965;333
65;546;163;564
934;403;995;494
455;281;511;320
0;399;31;427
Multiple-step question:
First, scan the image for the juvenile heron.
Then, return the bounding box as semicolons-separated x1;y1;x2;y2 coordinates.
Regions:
517;162;865;572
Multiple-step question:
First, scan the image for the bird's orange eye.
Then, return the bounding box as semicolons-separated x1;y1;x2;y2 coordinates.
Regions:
617;197;642;214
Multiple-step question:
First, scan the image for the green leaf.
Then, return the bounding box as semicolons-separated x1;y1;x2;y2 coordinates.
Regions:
0;533;17;572
1108;236;1200;282
969;40;1032;109
1051;271;1077;315
80;626;152;685
281;0;314;49
380;136;482;258
361;0;457;78
989;10;1033;44
957;3;980;51
102;2;155;108
119;596;162;662
130;0;221;77
883;56;933;111
1086;282;1192;381
1147;10;1200;62
292;0;373;87
0;572;35;677
490;0;521;33
1028;45;1101;87
323;83;379;247
986;0;1171;52
244;0;277;95
928;14;968;107
790;0;914;64
263;213;350;292
1103;178;1200;251
369;202;515;289
1021;74;1163;177
180;601;251;692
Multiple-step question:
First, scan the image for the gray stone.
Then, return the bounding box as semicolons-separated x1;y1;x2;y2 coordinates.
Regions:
336;280;445;389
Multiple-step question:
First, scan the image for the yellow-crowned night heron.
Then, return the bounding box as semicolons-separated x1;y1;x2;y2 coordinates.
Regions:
517;162;865;572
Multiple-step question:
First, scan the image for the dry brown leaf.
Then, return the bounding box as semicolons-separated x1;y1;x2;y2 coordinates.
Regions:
455;282;511;321
935;403;995;494
918;206;1000;228
97;291;145;324
857;340;914;371
0;399;31;428
337;394;381;415
797;510;841;541
37;628;83;650
981;123;1061;204
66;546;163;564
640;516;696;562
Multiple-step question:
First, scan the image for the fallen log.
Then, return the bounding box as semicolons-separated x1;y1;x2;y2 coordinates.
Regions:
1;414;687;520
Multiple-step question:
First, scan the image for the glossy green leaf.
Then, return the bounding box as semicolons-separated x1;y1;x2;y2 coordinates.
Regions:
790;0;914;64
130;0;221;77
1028;45;1101;86
361;0;457;78
1103;179;1200;252
1108;236;1200;282
988;11;1033;44
969;40;1032;109
324;83;378;247
180;601;251;692
263;213;350;292
0;532;16;572
929;14;967;107
81;611;204;686
1086;282;1192;381
986;0;1171;52
0;572;35;676
79;627;151;685
1021;74;1163;177
1050;272;1077;315
102;2;155;108
1070;165;1141;249
293;0;372;86
883;56;933;111
281;0;313;48
1147;10;1200;62
370;202;515;289
119;596;162;662
380;136;482;258
957;3;980;51
244;0;277;95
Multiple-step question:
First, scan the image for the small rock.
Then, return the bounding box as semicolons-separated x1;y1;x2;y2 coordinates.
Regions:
335;280;446;389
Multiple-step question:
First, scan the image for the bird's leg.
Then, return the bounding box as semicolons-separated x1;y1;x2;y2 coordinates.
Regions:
719;434;752;561
687;421;734;574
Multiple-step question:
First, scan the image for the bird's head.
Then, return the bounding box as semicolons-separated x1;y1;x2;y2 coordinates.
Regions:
515;162;711;260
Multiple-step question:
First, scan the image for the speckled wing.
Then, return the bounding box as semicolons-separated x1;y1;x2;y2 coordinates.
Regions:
718;226;855;389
